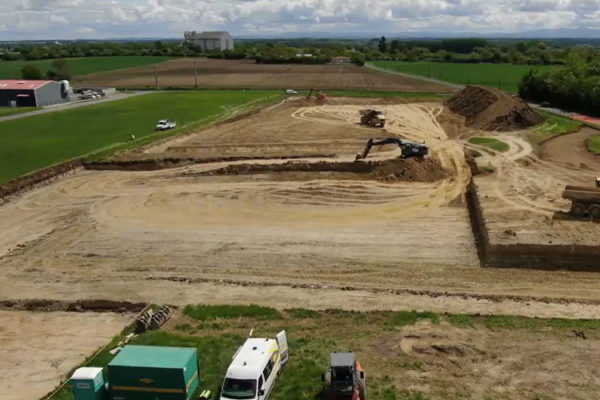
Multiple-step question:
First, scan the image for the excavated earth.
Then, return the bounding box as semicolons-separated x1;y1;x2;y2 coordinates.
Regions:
446;85;544;131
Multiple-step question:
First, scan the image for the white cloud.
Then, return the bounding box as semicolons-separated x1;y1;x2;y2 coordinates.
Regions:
1;0;600;39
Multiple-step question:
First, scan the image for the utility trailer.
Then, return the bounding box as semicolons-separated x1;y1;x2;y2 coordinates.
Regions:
562;180;600;218
322;352;367;400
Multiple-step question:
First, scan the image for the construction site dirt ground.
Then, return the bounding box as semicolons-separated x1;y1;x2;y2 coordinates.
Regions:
468;128;600;246
73;58;453;92
0;310;132;400
2;97;600;321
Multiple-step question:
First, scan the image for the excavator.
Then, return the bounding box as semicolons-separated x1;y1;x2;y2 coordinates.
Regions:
322;352;367;400
355;138;429;161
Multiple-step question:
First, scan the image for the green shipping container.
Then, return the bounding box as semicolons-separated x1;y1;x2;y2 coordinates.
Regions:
108;345;199;400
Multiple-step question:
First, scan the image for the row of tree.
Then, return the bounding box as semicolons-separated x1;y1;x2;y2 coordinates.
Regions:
3;37;591;67
21;59;71;80
519;48;600;116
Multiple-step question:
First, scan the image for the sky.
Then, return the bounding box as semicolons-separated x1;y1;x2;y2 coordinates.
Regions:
2;0;600;40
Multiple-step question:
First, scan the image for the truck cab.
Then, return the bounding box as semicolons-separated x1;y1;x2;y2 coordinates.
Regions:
220;331;288;400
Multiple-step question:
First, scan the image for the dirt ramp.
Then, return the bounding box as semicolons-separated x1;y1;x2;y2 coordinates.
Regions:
194;158;448;183
446;85;544;131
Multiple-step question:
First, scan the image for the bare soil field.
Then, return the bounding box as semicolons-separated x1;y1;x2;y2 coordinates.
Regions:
74;58;453;92
0;310;132;400
3;97;600;321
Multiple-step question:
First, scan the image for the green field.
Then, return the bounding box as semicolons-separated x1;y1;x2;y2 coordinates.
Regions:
371;61;555;93
526;111;582;144
0;56;171;79
588;135;600;155
0;107;37;117
0;90;280;184
48;305;600;400
468;137;510;152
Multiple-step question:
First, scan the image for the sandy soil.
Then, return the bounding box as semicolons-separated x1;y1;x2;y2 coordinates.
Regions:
2;100;600;320
0;310;132;400
391;320;600;399
74;58;453;92
467;129;600;245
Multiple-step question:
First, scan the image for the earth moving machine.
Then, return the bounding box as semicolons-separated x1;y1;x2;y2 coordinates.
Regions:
355;138;429;161
359;109;386;127
220;330;288;400
307;88;327;102
563;178;600;218
322;352;367;400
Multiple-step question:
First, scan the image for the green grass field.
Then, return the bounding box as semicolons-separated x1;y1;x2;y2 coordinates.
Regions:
526;111;582;144
48;305;600;400
468;137;510;152
0;107;37;117
0;90;281;184
588;135;600;155
371;61;555;93
0;56;171;79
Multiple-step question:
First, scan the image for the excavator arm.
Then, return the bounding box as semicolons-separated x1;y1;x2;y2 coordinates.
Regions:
355;138;409;161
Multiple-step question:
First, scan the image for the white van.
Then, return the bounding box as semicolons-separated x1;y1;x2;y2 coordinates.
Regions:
220;331;288;400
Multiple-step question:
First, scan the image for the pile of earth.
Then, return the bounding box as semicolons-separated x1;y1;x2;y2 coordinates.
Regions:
445;85;544;131
194;157;448;183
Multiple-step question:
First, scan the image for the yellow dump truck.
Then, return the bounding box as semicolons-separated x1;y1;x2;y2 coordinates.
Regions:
562;178;600;218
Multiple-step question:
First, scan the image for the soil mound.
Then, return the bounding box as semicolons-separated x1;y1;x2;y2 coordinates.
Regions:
194;157;448;183
446;85;544;131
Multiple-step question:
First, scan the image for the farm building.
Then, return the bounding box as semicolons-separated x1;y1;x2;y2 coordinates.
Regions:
0;80;70;107
184;31;234;51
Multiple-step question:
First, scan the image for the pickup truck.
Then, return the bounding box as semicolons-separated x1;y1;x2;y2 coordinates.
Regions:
155;119;176;130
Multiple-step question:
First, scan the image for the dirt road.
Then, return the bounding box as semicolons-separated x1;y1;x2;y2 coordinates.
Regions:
0;310;132;400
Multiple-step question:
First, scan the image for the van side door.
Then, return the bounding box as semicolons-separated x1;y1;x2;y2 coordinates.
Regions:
259;355;277;400
276;330;288;367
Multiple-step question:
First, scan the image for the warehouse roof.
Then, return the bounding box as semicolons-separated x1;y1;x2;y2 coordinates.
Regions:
109;345;197;368
0;80;52;90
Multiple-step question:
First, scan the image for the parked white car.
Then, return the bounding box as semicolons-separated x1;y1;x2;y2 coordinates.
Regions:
285;89;298;94
155;119;176;130
220;331;288;400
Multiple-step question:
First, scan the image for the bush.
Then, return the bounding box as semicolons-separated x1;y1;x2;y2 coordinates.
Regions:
21;64;43;79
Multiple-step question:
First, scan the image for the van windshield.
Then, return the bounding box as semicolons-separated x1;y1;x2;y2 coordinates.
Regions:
221;378;257;399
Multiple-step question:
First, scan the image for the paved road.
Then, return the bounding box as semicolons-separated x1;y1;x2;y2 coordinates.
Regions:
366;62;465;90
0;91;152;122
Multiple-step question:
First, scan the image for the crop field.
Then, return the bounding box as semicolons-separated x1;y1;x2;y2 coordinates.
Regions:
46;305;600;400
0;56;170;79
74;58;454;92
0;90;280;184
371;61;555;93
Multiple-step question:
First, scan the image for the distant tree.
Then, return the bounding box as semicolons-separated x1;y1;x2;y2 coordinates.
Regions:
351;53;366;66
46;58;71;81
378;36;387;53
21;64;43;80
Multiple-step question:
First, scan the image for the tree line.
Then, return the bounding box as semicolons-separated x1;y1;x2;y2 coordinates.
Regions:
519;47;600;116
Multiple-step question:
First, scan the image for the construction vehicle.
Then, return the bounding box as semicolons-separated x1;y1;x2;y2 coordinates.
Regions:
307;88;327;101
562;178;600;218
322;352;367;400
359;109;386;128
355;138;429;161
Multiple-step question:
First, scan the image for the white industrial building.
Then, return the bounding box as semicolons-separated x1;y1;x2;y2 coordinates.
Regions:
184;31;234;51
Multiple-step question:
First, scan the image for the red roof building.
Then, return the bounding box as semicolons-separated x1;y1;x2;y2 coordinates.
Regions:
0;80;70;107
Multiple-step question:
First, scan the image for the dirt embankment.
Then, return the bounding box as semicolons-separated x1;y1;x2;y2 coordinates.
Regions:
446;85;544;131
0;299;147;313
189;158;449;183
0;159;83;203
